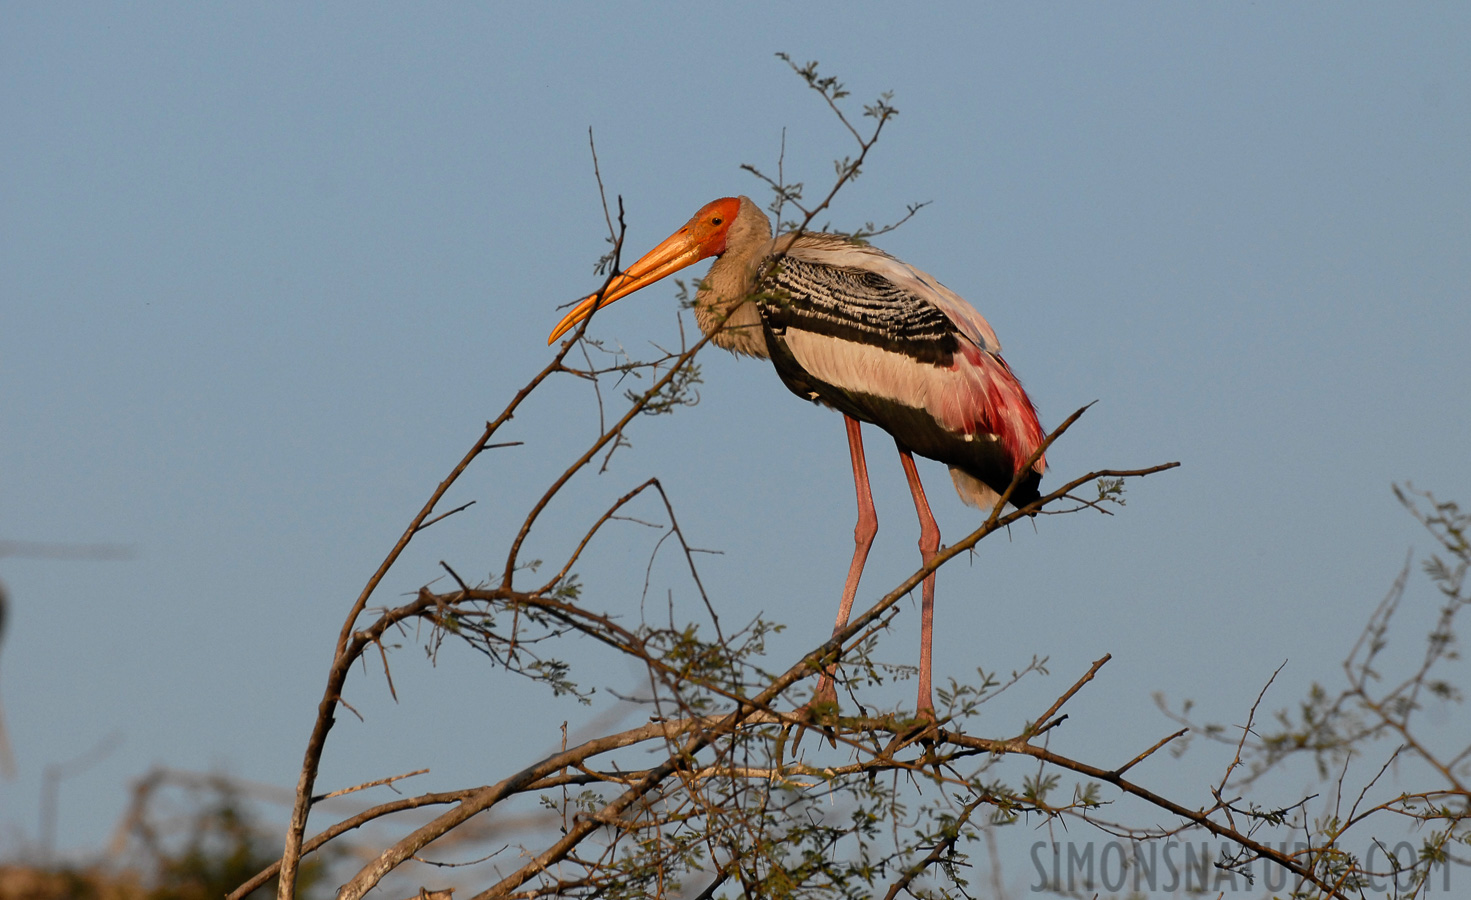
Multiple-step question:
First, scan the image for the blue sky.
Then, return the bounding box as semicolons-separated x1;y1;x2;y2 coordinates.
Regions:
3;3;1469;877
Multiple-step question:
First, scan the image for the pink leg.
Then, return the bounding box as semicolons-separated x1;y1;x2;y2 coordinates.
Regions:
897;445;940;718
812;416;878;707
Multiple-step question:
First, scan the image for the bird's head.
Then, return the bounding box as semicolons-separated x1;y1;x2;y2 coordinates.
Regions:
548;197;743;344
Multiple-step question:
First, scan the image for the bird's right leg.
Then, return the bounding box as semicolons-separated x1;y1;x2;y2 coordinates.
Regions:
896;447;940;725
810;415;878;711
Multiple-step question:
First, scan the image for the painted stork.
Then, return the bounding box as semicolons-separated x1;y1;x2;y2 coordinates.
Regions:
548;196;1045;719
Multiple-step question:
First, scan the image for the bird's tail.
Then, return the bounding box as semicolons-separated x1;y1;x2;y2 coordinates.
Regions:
949;467;1041;515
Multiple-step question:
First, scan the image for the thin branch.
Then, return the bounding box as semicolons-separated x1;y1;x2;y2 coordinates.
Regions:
1112;728;1189;778
312;768;429;803
417;501;477;534
588;128;615;242
536;479;659;595
1016;653;1111;742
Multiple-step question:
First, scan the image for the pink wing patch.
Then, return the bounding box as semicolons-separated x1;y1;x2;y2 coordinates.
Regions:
940;343;1046;475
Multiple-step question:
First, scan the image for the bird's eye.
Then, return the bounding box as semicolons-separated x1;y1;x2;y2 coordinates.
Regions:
712;217;723;225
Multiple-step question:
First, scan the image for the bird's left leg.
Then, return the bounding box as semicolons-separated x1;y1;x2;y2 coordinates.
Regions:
809;415;878;713
897;445;940;723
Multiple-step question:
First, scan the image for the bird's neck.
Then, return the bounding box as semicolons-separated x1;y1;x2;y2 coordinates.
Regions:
694;256;769;358
692;200;775;358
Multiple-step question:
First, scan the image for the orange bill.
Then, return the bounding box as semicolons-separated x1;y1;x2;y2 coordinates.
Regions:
547;229;709;344
547;197;741;344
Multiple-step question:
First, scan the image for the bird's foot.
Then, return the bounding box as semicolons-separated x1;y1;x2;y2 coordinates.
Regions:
884;706;941;754
791;682;841;751
797;680;841;723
